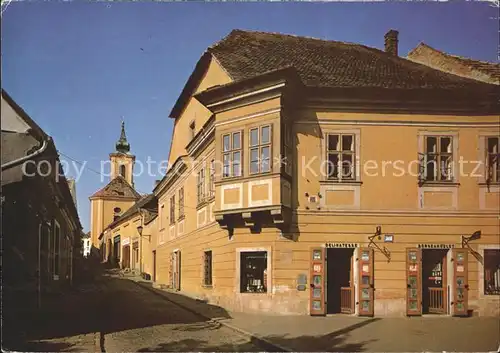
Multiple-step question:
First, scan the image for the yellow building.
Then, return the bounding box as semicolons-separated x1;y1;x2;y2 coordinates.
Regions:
158;29;499;317
89;122;141;255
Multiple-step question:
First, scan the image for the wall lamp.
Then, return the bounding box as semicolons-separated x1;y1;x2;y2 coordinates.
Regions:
137;225;150;240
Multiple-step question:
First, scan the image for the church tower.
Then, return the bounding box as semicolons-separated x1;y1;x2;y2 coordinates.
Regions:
88;121;141;249
110;121;135;187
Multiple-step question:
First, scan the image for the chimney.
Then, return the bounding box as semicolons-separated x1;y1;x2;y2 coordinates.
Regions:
384;29;399;56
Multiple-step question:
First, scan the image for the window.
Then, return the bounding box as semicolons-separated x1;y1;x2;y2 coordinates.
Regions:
203;250;213;286
250;125;271;174
197;168;206;203
189;120;196;140
159;204;165;229
222;131;242;178
178;187;184;219
209;159;215;197
484;249;500;295
326;133;355;180
421;136;453;182
170;195;175;225
240;251;267;293
486;137;499;183
282;123;293;175
53;223;60;277
119;164;126;178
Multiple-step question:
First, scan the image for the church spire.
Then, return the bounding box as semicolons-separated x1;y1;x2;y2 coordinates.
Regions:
115;120;130;153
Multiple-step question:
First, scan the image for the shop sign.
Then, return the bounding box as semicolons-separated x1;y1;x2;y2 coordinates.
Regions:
122;237;130;246
325;243;358;248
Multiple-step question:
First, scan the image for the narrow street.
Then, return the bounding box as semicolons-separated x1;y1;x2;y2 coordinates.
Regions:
4;274;264;352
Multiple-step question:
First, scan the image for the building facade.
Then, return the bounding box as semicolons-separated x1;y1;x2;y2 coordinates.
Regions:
1;89;83;310
156;30;499;317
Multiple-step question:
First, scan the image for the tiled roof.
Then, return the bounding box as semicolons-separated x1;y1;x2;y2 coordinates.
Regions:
408;42;500;83
106;194;157;230
208;29;495;90
89;176;141;200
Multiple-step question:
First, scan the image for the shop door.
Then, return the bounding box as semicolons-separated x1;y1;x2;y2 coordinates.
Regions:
451;249;468;317
357;247;374;317
310;247;326;316
406;248;422;316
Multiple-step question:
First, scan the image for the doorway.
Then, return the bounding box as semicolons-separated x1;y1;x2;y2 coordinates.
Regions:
422;249;448;314
326;248;355;314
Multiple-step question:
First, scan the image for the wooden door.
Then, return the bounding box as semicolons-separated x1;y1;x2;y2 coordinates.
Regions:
175;251;182;291
340;254;355;314
406;248;422;316
358;247;374;317
310;247;326;316
451;248;468;316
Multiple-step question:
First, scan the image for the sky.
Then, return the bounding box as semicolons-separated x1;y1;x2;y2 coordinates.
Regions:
2;1;498;232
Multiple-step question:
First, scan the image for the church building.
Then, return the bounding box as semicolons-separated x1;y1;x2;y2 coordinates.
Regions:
88;122;141;252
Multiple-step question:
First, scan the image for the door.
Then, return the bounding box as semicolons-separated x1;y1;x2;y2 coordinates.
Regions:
406;248;422;316
310;247;326;316
358;247;374;317
152;251;157;282
175;251;181;291
451;248;468;316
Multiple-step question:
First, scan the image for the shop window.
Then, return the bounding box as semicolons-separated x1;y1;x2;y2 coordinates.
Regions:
203;250;212;286
240;251;267;293
484;249;500;295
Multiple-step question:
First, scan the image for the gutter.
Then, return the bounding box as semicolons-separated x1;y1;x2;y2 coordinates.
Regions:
1;137;50;171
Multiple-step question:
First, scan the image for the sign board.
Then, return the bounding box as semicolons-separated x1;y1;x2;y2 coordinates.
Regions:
417;244;455;249
122;237;131;246
325;243;358;248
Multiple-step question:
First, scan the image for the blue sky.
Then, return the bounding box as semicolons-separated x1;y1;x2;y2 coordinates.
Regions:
2;1;497;231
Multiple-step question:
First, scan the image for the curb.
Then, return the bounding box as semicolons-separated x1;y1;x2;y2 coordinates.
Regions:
130;280;292;352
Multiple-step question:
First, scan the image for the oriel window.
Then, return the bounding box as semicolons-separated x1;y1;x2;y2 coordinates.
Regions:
222;132;242;178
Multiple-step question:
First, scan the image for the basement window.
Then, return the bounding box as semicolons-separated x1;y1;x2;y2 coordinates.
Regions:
484;249;500;295
240;251;267;293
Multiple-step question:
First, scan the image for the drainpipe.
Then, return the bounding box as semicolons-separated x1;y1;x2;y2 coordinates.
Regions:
139;210;144;276
1;137;49;171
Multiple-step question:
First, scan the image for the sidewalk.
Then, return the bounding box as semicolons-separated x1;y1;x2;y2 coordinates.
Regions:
131;279;500;352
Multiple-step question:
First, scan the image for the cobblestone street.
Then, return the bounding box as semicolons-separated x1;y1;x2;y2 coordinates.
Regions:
4;273;500;352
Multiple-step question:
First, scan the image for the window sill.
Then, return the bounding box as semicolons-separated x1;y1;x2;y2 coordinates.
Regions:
202;284;213;289
478;182;500;187
418;181;460;187
178;215;185;222
239;291;268;295
320;180;363;186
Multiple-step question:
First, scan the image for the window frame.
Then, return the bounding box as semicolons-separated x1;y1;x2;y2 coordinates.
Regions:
209;159;215;198
325;133;356;181
203;250;213;287
53;220;61;279
169;195;176;225
249;125;272;175
222;131;243;178
197;167;206;204
418;135;456;184
486;136;500;184
178;187;185;220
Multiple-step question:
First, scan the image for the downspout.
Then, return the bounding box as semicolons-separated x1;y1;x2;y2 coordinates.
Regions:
1;137;50;171
139;210;144;276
